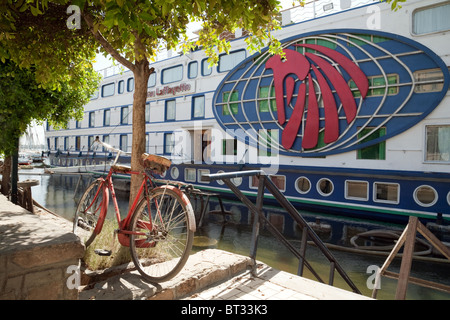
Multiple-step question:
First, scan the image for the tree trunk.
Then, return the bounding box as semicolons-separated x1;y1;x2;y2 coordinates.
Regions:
11;143;19;204
1;156;11;196
129;60;151;205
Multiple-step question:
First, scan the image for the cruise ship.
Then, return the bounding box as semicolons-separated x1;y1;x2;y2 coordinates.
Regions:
45;0;450;223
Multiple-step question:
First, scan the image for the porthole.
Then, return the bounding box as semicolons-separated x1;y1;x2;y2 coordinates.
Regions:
170;166;179;179
414;185;438;207
295;177;311;194
216;170;225;185
317;178;333;196
447;191;450;206
231;176;242;187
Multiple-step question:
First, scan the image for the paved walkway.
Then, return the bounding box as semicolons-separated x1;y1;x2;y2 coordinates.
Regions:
79;249;371;300
183;261;370;300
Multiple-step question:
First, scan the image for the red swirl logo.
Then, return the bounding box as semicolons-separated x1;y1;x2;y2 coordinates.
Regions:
265;44;369;150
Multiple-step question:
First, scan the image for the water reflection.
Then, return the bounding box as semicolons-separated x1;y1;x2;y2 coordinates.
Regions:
22;171;450;300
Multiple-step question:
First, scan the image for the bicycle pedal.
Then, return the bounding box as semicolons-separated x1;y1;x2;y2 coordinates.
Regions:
94;249;112;256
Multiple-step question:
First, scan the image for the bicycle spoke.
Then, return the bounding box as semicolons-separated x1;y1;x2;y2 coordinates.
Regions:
73;179;107;247
129;187;194;282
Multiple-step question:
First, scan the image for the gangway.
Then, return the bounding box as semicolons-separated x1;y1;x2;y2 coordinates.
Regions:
202;169;361;294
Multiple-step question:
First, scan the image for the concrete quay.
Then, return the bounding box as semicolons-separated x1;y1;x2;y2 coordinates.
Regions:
0;194;84;299
79;249;371;300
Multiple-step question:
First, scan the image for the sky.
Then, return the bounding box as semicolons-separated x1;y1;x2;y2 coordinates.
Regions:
93;0;297;70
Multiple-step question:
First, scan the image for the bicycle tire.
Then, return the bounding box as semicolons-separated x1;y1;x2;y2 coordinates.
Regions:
73;179;108;247
129;186;195;282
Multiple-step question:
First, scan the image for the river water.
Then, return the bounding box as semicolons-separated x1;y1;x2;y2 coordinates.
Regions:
19;169;450;300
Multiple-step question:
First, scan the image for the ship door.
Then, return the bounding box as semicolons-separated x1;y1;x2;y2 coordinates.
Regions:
191;129;211;163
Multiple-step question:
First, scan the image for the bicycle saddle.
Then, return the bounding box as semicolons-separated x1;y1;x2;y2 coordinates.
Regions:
140;153;172;174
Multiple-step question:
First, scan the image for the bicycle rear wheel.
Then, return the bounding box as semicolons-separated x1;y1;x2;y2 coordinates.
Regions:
73;179;107;247
129;186;195;282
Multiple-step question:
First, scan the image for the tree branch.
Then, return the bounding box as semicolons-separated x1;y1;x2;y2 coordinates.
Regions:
82;11;136;72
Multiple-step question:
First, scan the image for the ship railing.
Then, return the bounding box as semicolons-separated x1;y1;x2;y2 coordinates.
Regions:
279;0;376;26
201;169;361;294
94;0;375;77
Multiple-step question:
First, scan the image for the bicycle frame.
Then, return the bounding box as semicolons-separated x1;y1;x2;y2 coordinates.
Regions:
87;166;157;247
85;137;195;248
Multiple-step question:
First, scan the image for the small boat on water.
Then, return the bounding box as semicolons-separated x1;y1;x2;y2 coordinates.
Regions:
350;229;432;256
18;154;33;166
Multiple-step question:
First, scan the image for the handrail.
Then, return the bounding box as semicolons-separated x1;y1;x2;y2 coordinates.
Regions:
202;169;361;294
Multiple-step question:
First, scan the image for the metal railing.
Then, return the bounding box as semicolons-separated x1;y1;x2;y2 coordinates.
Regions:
202;169;361;294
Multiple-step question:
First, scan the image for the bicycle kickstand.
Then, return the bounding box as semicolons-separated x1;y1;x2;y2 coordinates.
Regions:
94;229;118;256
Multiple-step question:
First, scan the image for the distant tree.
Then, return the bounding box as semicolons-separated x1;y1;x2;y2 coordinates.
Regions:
0;60;99;198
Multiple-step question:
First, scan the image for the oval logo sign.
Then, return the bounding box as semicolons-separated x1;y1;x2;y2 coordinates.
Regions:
212;30;449;157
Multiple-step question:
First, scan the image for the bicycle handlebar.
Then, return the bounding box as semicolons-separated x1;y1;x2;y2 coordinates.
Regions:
94;136;132;156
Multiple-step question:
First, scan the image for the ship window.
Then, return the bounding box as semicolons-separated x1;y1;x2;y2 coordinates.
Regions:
346;34;390;47
425;125;450;162
259;86;277;112
198;169;210;184
374;182;399;204
88;135;95;150
317;178;333;196
148;73;156;88
145;103;150;123
192;95;205;119
121;106;129;125
202;58;212;76
222;91;239;115
102;135;109;151
414;68;445;93
218;49;246;73
357;127;386;160
101;82;115;97
250;175;260;189
165;99;176;121
413;2;450;35
297;38;337;52
350;74;398;97
118;80;124;94
90;90;99;100
345;180;369;201
164;133;174;154
414;185;438;207
216;170;225;185
89;112;95;127
75;136;80;151
270;175;286;192
170;166;179;179
162;65;183;84
188;61;198;79
222;139;237;156
295;177;311;194
127;77;134;92
258;129;278;157
120;134;128;152
104;109;110;126
185;168;196;182
231;176;242;187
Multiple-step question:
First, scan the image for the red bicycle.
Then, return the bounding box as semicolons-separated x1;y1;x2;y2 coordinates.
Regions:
72;138;196;282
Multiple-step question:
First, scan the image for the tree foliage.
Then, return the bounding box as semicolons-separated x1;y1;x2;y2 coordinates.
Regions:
0;60;100;156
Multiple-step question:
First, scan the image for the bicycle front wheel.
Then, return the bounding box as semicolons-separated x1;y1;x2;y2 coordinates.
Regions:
73;179;107;247
129;186;195;282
